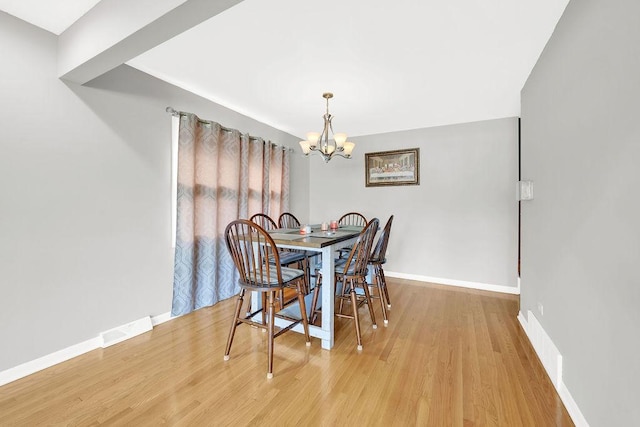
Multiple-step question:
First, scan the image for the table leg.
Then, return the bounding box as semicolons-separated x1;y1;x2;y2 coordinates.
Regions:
320;245;335;349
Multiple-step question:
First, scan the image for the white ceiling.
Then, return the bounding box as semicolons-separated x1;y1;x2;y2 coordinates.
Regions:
1;0;569;138
0;0;101;35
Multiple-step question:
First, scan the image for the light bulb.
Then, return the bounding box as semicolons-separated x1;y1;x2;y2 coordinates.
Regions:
334;133;347;148
299;140;311;154
306;132;320;147
343;141;355;156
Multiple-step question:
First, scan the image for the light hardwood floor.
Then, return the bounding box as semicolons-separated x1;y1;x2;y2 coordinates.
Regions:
0;279;574;426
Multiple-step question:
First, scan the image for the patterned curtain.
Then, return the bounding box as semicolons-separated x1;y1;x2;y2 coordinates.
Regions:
171;113;290;316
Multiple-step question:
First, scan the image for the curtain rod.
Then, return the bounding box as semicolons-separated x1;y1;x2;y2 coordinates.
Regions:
166;106;294;152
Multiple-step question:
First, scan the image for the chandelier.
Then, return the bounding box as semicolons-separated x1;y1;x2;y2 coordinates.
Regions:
299;93;355;162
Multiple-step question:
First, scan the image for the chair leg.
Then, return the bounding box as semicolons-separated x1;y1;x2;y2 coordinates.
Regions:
301;256;310;294
224;289;246;361
296;280;311;346
261;293;267;326
267;291;276;379
360;279;377;330
350;283;363;351
374;266;388;325
379;265;391;308
310;273;322;324
338;277;348;314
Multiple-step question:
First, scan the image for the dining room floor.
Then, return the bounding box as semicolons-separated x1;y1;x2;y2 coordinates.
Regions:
0;278;574;426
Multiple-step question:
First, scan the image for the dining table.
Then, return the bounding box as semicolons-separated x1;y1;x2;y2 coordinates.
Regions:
251;224;363;350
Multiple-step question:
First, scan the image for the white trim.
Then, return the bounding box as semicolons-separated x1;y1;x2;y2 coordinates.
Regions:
0;336;101;387
385;271;520;295
0;311;174;387
517;310;590;427
525;310;562;387
559;380;590;427
518;310;528;331
171;115;179;249
151;311;173;326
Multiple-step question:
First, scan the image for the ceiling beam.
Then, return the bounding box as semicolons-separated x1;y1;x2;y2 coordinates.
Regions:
58;0;244;84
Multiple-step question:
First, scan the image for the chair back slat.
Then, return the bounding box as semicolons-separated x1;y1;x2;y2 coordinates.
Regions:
339;212;367;227
341;218;379;276
278;212;301;229
371;215;394;262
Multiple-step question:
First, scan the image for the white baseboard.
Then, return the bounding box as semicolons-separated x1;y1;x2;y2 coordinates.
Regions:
151;311;173;326
385;271;520;295
559;380;590;427
517;310;528;331
524;310;563;387
0;311;172;387
517;310;590;427
0;336;102;388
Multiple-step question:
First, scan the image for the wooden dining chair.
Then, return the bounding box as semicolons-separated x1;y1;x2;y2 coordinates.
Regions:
339;212;367;227
250;213;310;297
249;213;279;230
278;212;321;291
278;212;301;229
337;212;367;258
310;217;380;351
250;214;307;264
223;219;311;379
367;215;394;325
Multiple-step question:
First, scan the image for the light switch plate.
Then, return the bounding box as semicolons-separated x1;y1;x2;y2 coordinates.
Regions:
518;180;534;201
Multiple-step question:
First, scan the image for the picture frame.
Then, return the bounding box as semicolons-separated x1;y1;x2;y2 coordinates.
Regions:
365;148;420;187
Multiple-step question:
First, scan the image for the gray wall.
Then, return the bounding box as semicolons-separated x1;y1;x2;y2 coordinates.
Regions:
308;118;519;289
0;5;517;375
520;0;640;424
0;11;306;371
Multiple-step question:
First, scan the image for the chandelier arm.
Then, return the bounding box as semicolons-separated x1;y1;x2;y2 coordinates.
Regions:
302;151;330;161
328;115;336;141
303;150;350;161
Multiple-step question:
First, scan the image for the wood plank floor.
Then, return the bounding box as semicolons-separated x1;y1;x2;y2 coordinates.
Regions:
0;279;574;426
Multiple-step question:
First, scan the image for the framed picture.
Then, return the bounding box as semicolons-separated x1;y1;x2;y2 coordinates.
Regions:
365;148;420;187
